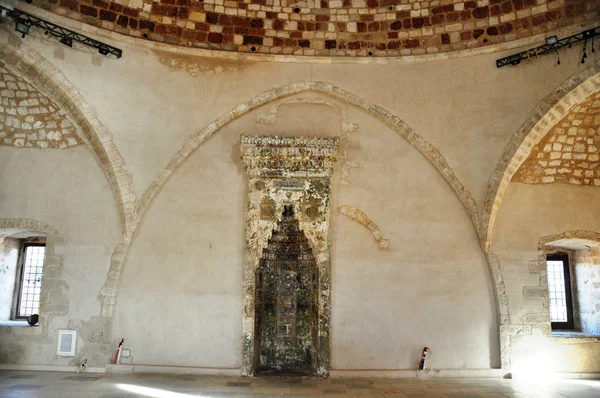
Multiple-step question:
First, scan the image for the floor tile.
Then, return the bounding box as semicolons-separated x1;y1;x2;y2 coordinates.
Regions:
0;371;599;398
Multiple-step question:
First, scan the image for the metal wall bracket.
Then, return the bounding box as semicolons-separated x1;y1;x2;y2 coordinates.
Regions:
496;26;599;68
0;4;122;58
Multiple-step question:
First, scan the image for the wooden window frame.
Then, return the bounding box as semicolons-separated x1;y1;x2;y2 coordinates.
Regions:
547;253;575;330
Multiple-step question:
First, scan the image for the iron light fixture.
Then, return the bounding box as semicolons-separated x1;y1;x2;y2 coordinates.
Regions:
15;19;29;38
59;36;72;47
0;4;123;58
496;26;599;68
545;35;558;46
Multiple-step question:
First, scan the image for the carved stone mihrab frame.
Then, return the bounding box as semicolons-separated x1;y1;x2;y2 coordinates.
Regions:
240;135;339;377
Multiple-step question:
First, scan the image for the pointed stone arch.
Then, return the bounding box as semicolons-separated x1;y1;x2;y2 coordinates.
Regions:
109;80;482;312
100;80;493;370
0;35;134;240
482;65;600;252
478;66;600;370
0;218;59;235
136;81;480;238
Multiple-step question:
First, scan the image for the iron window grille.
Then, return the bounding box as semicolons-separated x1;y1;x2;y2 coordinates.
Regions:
16;244;46;319
546;253;575;330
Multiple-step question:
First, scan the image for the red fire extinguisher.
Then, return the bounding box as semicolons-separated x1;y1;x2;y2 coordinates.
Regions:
112;338;124;365
418;346;430;370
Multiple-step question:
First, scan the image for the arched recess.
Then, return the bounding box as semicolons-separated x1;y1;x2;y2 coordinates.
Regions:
479;66;600;370
0;218;64;336
0;35;134;240
101;80;500;369
482;65;600;252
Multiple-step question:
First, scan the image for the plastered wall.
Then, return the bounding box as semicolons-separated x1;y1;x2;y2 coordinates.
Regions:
116;103;497;369
0;17;600;373
493;183;600;373
0;146;121;365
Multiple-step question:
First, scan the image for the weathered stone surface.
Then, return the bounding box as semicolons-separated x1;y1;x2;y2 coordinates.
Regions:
255;97;361;185
255;205;318;374
0;62;81;149
499;324;532;336
337;205;389;249
528;260;546;273
531;324;552;336
240;135;338;377
518;313;550;325
522;286;547;300
514;92;600;187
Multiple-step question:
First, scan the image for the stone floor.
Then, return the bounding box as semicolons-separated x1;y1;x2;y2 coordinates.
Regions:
1;371;600;398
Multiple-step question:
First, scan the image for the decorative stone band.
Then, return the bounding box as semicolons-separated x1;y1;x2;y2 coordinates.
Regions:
242;159;339;177
0;218;59;235
17;0;600;58
539;230;600;249
337;205;389;250
261;252;315;261
242;147;339;157
241;135;339;148
240;135;339;177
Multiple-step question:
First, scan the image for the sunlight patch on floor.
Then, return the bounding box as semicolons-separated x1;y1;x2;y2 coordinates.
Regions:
116;383;209;398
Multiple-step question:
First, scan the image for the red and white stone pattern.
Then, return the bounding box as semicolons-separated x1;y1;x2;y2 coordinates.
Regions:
31;0;600;56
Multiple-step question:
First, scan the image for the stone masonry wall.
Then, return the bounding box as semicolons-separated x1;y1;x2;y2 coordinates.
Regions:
0;238;19;321
30;0;600;56
513;91;600;187
573;246;600;335
0;62;80;149
518;231;600;337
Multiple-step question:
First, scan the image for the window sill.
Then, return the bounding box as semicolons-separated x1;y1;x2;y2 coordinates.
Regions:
0;320;42;335
0;320;31;327
552;331;600;341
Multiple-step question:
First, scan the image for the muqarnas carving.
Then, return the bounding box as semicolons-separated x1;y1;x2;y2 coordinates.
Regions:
240;135;339;377
255;205;319;374
255;98;361;185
